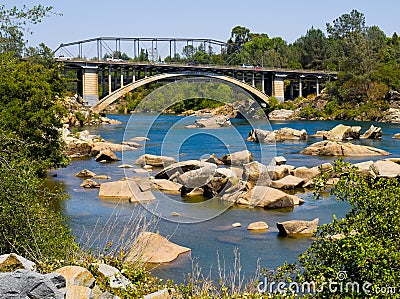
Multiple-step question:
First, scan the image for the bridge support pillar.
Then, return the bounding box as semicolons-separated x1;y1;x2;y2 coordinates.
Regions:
242;72;245;83
299;76;304;98
108;67;112;95
316;77;320;96
82;66;98;106
273;74;286;102
290;81;294;100
132;68;136;83
120;68;124;88
261;73;265;93
252;72;255;87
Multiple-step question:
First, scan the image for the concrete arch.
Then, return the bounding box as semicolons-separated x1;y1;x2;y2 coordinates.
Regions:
91;72;269;113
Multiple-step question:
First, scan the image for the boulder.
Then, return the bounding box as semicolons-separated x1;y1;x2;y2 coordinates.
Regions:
276;218;319;236
232;222;242;227
99;180;155;202
292;163;333;180
135;154;177;167
247;129;276;143
216;168;238;178
125;232;191;264
360;125;382;139
243;161;271;186
247;128;307;143
380;108;400;123
201;154;224;165
267;165;295;180
95;263;131;289
188;116;231;128
75;169;96;178
268;109;294;120
372;160;400;178
274;127;308;141
55;266;97;299
64;139;93;158
393;133;400;138
177;164;217;188
95;149;120;162
301;141;390;156
91;141;136;155
0;270;65;299
155;160;207;179
152;179;182;194
0;253;35;271
247;221;269;231
354;161;374;175
322;124;361;141
272;156;286;166
220;150;253;166
237;186;303;209
203;176;229;198
270;175;305;189
80;179;100;188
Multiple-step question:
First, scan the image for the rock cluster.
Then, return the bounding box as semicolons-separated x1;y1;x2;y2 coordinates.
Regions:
62;129;141;159
186;116;232;128
60;95;122;127
317;124;383;141
247;128;308;143
268;109;295;120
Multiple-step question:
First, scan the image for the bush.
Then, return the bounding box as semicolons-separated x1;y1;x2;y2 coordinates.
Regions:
0;146;78;262
274;159;400;298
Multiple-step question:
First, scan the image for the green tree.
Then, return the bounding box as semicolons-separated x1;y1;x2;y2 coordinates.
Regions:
295;27;328;69
0;51;68;173
0;4;55;55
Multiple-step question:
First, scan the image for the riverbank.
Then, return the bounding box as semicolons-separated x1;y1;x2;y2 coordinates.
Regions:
51;114;400;283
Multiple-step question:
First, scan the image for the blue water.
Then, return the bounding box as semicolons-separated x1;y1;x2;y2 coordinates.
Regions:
50;114;400;282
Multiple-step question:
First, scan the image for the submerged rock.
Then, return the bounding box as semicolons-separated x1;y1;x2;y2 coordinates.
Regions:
125;232;191;264
247;128;307;143
80;179;100;188
360;125;382;139
99;180;155;202
75;169;96;178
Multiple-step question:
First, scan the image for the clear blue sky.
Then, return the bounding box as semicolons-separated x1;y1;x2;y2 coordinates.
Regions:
11;0;400;50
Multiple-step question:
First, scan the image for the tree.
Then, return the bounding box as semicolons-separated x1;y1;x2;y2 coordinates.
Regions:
326;9;366;39
0;51;68;173
295;27;328;69
0;4;55;55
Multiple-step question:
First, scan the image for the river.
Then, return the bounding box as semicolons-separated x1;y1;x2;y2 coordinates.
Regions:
50;114;400;282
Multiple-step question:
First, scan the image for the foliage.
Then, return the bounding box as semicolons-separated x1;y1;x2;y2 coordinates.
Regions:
273;159;400;298
0;135;78;262
0;52;69;173
0;4;55;55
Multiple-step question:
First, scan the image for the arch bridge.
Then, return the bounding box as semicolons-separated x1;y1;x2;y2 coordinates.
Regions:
55;37;337;113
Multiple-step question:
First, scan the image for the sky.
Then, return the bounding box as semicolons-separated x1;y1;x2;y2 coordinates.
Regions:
9;0;400;53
